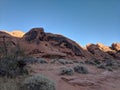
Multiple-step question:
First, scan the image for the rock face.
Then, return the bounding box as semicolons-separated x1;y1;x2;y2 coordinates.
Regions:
86;44;113;60
7;31;25;38
0;28;120;60
22;28;91;59
111;43;120;51
111;43;120;59
24;28;45;42
86;43;120;60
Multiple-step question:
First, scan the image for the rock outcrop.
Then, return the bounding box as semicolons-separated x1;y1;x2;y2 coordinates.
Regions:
0;28;120;60
111;43;120;51
22;28;91;59
86;43;120;60
86;43;113;60
111;43;120;59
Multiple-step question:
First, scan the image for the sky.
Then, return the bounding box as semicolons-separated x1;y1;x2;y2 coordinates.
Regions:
0;0;120;46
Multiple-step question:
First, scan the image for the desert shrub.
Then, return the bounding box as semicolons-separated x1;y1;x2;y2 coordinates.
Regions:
97;63;113;71
85;60;96;65
118;63;120;67
22;57;48;64
85;58;101;65
50;59;57;64
58;59;67;64
104;59;119;67
22;56;38;64
74;65;89;74
73;60;79;63
0;56;28;78
72;60;85;64
97;64;106;69
0;77;19;90
59;67;74;75
0;39;28;78
106;67;113;71
20;74;56;90
97;59;120;71
58;59;73;65
37;58;48;64
79;61;85;64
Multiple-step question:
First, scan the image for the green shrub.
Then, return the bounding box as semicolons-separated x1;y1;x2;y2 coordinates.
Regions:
20;74;56;90
74;65;89;74
59;67;74;75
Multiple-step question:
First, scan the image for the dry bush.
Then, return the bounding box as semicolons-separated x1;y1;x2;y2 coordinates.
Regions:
20;74;56;90
59;67;74;75
74;65;89;74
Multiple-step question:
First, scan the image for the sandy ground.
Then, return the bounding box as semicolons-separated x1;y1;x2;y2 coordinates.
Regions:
29;63;120;90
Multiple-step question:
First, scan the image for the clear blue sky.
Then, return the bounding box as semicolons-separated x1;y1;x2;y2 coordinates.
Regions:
0;0;120;46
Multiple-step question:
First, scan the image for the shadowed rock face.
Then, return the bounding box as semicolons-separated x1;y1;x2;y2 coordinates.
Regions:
24;28;45;42
25;30;38;41
46;35;82;56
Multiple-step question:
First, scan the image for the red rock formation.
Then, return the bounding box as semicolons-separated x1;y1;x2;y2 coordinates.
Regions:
110;43;120;59
86;43;120;60
0;28;120;60
86;43;114;60
111;43;120;51
21;28;91;60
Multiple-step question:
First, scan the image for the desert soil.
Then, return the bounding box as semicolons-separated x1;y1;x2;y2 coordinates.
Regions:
29;63;120;90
